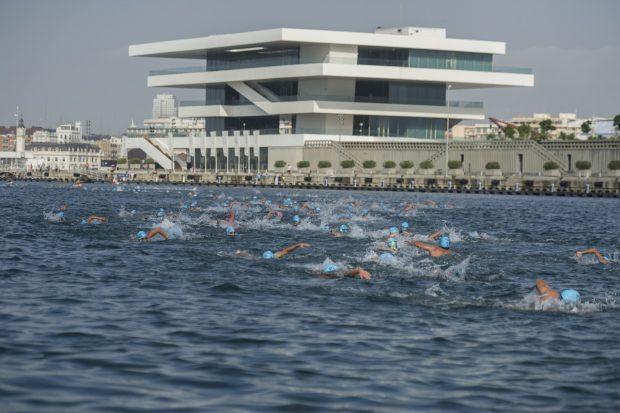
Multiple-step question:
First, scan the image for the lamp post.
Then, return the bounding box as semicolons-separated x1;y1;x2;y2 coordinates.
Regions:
444;84;452;178
359;122;363;135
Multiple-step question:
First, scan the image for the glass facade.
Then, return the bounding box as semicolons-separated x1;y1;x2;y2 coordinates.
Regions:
205;85;252;105
355;80;446;106
206;47;299;72
358;47;493;72
257;80;298;98
205;116;280;134
353;115;446;139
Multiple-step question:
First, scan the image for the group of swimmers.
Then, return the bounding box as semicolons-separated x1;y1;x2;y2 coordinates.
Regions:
45;188;612;305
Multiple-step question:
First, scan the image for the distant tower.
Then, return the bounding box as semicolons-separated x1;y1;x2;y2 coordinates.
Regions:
84;120;92;138
16;115;26;154
152;94;178;119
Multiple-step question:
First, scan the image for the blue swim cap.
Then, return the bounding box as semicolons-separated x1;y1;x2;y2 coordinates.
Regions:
80;219;87;225
347;206;353;212
361;208;369;216
389;227;399;234
603;254;610;261
292;215;300;223
560;289;580;304
401;222;409;229
226;226;235;235
322;264;337;273
339;224;349;233
380;252;395;260
159;208;164;212
263;250;274;259
439;235;450;249
130;209;136;214
56;211;64;218
293;206;299;212
315;207;321;213
136;230;147;239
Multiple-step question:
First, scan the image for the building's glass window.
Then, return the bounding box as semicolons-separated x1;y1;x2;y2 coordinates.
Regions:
355;80;445;106
257;80;298;98
205;85;252;105
358;47;408;67
353;115;446;139
206;47;299;72
359;47;493;72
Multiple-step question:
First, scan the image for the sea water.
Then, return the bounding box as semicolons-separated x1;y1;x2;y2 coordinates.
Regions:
0;181;618;412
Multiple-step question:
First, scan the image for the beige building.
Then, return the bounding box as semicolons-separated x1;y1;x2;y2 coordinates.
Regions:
27;142;102;171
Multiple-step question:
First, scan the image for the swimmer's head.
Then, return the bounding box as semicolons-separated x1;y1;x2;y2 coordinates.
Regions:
293;206;299;212
400;222;409;230
56;211;64;218
262;250;274;259
323;224;331;232
387;238;398;251
292;215;300;224
136;230;147;240
603;254;610;261
339;224;349;233
80;219;87;225
379;252;394;260
439;235;450;249
315;207;321;213
389;226;399;235
322;264;337;274
560;289;580;304
225;226;236;237
361;208;369;216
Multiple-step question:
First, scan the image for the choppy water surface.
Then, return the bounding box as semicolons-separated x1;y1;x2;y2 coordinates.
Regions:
1;181;619;412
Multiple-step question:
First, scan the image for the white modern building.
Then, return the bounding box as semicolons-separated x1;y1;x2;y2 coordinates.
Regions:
152;93;179;119
127;26;533;171
56;123;82;144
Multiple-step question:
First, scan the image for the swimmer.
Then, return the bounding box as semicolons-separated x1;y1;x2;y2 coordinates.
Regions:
331;223;349;238
135;227;169;241
264;210;283;221
575;248;609;264
319;263;371;280
292;215;301;227
82;215;108;224
225;209;237;237
45;210;66;223
386;226;399;239
534;278;580;304
399;222;412;236
409;235;451;257
236;242;311;259
377;238;399;255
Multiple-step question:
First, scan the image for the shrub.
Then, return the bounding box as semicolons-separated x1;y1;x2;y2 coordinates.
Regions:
318;160;332;168
448;160;462;169
363;160;376;169
608;160;620;170
383;160;396;169
575;160;591;170
274;160;286;168
399;160;414;169
297;160;310;168
340;160;355;169
485;161;501;170
419;160;434;169
144;158;155;165
117;157;127;164
543;161;559;170
130;158;141;164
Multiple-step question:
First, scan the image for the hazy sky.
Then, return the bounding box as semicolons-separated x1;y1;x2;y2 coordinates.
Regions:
1;0;618;134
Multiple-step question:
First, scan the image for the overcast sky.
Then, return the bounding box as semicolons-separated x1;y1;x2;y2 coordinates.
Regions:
1;0;618;134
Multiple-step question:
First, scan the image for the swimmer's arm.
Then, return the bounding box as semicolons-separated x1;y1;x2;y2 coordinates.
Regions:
575;248;608;264
275;242;311;258
147;227;169;240
228;209;235;225
343;268;371;280
412;241;433;252
428;231;442;240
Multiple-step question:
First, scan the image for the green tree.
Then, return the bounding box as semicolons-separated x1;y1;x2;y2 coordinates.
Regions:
448;160;462;169
543;161;559;170
485;161;501;170
383;160;396;169
517;124;531;139
614;114;620;136
318;160;332;168
117;157;127;164
399;160;414;169
539;119;556;134
144;158;155;164
340;160;355;169
362;160;376;169
503;126;516;139
297;160;310;168
419;160;434;169
274;160;286;168
607;160;620;170
580;121;591;135
575;160;591;170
